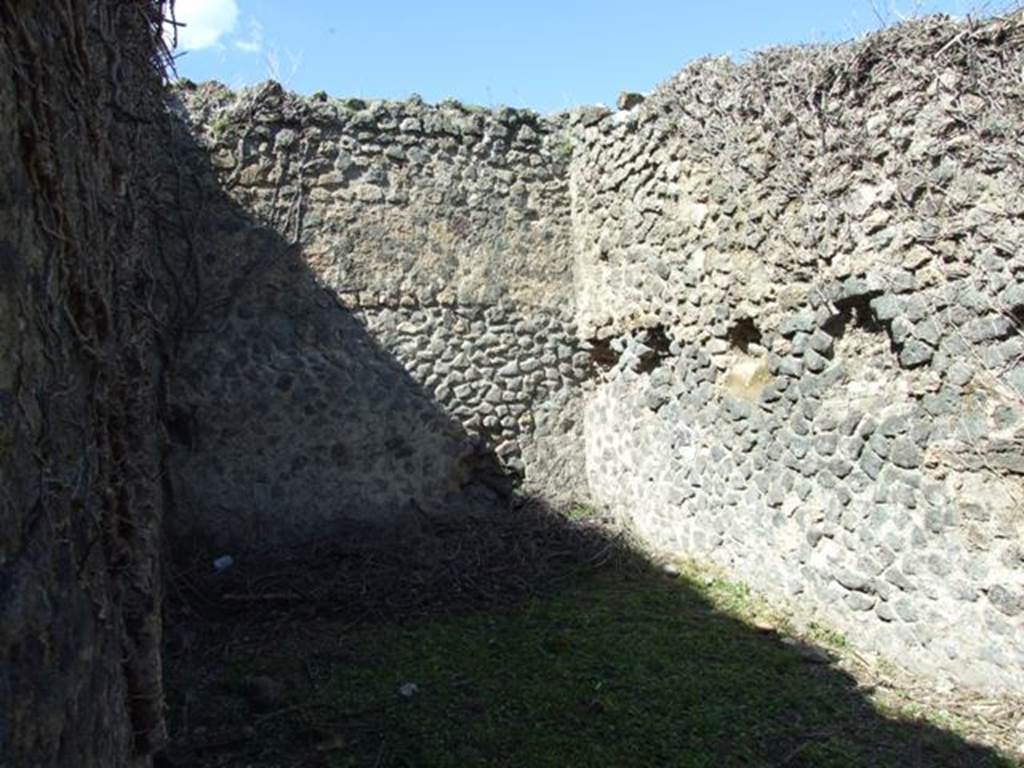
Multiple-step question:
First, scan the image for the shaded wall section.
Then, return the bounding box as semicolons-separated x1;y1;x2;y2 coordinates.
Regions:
572;15;1024;692
167;84;589;551
0;2;170;765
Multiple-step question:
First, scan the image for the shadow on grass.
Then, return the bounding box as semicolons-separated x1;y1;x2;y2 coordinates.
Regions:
161;499;1015;768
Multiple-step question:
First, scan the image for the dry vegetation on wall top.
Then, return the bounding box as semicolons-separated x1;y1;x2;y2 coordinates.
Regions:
575;11;1024;341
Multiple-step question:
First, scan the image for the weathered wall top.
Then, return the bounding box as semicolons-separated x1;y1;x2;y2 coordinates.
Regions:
173;81;575;310
571;14;1024;342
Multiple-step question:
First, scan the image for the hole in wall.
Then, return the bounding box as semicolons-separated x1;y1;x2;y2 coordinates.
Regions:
636;325;672;374
587;337;620;371
586;325;673;374
823;291;908;362
726;317;763;353
720;319;770;403
645;325;672;355
823;293;884;339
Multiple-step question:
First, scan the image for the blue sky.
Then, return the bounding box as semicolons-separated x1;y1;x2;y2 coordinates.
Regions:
166;0;1003;112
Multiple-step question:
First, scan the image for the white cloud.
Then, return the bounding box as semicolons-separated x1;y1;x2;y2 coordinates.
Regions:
235;17;264;54
166;0;240;50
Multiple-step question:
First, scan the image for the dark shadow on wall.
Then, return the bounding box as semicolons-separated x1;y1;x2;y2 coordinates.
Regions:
157;108;512;558
154;114;1013;768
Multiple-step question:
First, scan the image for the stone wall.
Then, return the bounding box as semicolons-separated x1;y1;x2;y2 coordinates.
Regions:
167;14;1024;694
6;7;1023;766
167;84;588;550
573;15;1024;692
0;2;169;764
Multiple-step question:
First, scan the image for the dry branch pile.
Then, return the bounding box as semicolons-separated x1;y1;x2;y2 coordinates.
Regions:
169;501;644;626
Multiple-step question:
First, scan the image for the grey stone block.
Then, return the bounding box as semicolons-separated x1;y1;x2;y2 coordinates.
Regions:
779;311;818;337
876;601;897;622
889;437;923;469
644;389;670;412
963;315;1014;343
835;568;871;591
860;450;884;480
927;554;952;577
804;348;829;373
888;270;916;294
891;316;914;344
797;375;826;399
910;422;932;447
870;294;901;321
830;458;854;478
815;433;838;456
807;526;826;547
899;340;934;367
808;329;835;355
776;356;804;378
988;586;1024;617
868;433;891;459
845;592;876;611
894;598;918;622
921;390;959;417
914;318;942;346
839;410;863;436
878;414;910;437
885;568;914;592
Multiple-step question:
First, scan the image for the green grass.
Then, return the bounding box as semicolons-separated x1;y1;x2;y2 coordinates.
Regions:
166;567;1017;768
562;503;599;522
209;114;234;141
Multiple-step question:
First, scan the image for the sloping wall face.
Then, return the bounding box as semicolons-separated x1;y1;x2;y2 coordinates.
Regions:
0;2;168;765
572;16;1024;691
168;85;588;550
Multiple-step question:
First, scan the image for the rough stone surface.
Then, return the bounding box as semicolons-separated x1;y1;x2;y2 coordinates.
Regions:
172;16;1024;692
9;7;1024;767
0;2;169;765
170;83;588;549
574;16;1024;694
